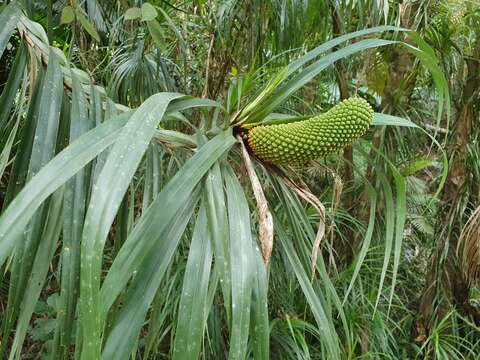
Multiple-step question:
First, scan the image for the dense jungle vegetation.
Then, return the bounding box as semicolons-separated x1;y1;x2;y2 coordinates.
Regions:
0;0;479;359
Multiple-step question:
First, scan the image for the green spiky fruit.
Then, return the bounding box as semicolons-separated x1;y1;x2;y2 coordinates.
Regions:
247;97;373;164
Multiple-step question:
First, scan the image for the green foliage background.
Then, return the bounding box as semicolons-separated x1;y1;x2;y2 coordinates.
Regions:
0;0;479;359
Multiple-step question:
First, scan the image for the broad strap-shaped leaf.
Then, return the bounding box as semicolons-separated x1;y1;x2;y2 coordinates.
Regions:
99;131;236;359
79;92;183;359
8;189;64;360
373;113;419;127
172;203;213;360
342;153;377;302
359;143;408;314
374;172;395;314
269;176;347;358
0;48;27;180
284;25;405;77
0;2;22;59
205;164;231;317
102;191;200;360
0;111;132;267
28;49;64;178
274;217;342;360
142;143;162;211
402;32;451;138
53;71;94;357
0;69;45;358
224;165;254;360
4;49;64;358
0;44;27;134
249;38;396;122
100;130;235;315
390;165;406;312
250;246;270;360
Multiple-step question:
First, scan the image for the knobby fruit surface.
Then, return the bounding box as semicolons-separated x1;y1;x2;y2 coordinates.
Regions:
247;97;373;164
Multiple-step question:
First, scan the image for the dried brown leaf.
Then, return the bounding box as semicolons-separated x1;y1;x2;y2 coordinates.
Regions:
238;135;274;266
459;206;480;285
271;166;326;279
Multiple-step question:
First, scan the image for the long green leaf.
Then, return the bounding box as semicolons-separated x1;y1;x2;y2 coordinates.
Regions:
0;44;27;134
0;111;21;181
389;164;406;312
79;92;182;359
269;176;347;358
0;68;45;357
275;217;341;360
1;50;63;357
100;131;235;358
205;164;231;318
53;71;94;358
250;247;269;360
371;113;447;204
405;32;451;139
100;130;235;315
360;142;408;314
342;156;377;302
373;113;418;127
8;189;64;359
172;202;213;360
248;38;397;121
240;26;407;122
284;25;406;77
373;172;395;314
0;69;27;181
142;143;162;211
0;111;132;267
102;191;200;359
0;2;21;59
224;165;254;360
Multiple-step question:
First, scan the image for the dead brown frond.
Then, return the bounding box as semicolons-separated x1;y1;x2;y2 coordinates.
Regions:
237;135;274;267
459;206;480;285
268;164;326;280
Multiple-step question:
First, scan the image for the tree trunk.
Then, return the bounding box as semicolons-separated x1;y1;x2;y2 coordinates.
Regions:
416;29;480;340
359;0;421;227
329;1;355;266
369;0;420;165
